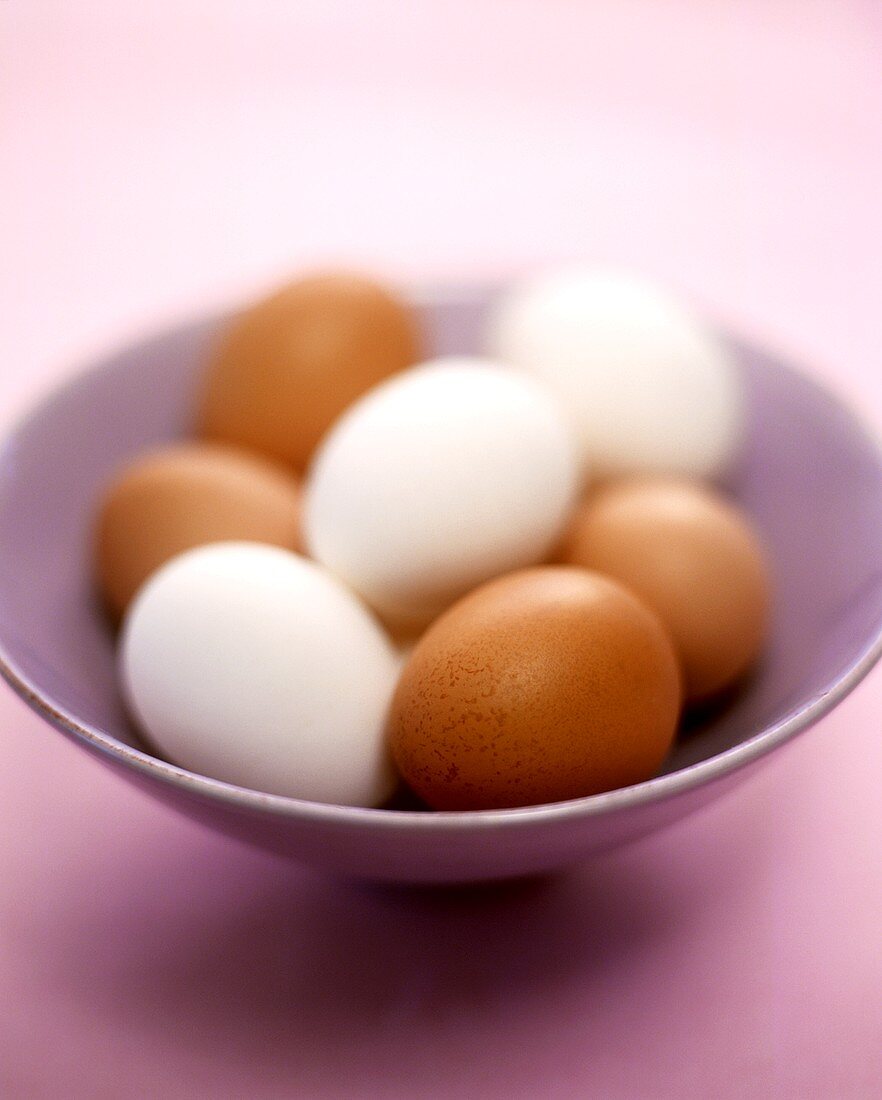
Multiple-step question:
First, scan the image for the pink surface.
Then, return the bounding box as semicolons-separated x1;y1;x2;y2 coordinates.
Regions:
1;3;880;1096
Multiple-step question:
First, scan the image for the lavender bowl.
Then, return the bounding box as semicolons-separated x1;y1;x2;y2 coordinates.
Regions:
1;287;881;883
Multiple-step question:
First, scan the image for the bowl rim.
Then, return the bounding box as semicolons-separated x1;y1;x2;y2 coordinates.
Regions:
2;292;882;834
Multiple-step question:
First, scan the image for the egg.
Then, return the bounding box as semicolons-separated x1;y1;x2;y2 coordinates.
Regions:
95;442;303;619
559;477;770;702
303;357;581;630
120;542;400;807
200;272;421;471
485;268;742;479
388;567;681;810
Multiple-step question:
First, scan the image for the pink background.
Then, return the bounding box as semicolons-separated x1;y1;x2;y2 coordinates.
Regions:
1;3;881;1096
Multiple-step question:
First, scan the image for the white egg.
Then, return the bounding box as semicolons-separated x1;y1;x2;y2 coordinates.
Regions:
303;357;580;628
485;269;743;478
120;542;400;807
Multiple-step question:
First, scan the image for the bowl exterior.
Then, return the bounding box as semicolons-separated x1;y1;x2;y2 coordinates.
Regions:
33;711;773;882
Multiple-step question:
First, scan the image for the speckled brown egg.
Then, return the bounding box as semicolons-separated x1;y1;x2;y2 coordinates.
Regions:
559;477;770;703
199;272;422;472
388;566;681;811
95;442;302;619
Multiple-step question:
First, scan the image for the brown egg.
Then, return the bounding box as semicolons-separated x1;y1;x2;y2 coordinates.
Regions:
388;567;681;811
96;442;302;618
199;272;421;471
559;477;770;703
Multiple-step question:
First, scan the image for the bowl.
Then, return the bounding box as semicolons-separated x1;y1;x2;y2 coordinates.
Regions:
2;285;882;884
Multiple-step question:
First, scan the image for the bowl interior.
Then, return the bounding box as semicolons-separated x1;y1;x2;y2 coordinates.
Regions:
2;289;882;797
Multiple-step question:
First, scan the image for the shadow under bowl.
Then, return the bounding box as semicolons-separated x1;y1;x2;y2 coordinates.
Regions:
1;287;882;883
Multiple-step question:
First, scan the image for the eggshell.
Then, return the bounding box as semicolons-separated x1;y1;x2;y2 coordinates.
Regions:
200;272;421;471
120;542;400;807
559;477;770;702
485;269;742;478
303;357;581;629
388;567;681;811
95;442;302;619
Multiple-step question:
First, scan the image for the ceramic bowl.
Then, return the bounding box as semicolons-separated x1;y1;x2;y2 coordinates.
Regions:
2;286;881;883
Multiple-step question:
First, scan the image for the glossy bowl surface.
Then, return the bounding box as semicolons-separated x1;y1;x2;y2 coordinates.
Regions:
2;287;882;882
